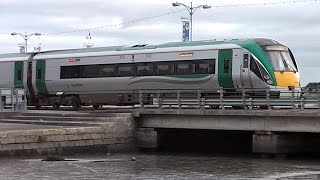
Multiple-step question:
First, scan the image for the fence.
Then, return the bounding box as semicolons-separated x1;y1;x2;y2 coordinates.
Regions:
136;88;317;110
0;88;27;112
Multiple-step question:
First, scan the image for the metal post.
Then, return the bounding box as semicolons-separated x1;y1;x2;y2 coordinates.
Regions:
139;89;144;109
317;88;320;110
242;88;247;109
197;89;202;108
219;88;224;110
291;89;295;109
157;89;162;109
266;89;270;110
177;89;181;109
190;2;193;41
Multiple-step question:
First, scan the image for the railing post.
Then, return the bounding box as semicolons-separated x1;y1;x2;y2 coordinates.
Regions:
291;89;295;109
242;88;247;109
266;89;270;110
177;89;181;109
220;88;224;110
157;89;162;109
317;87;320;110
139;89;144;109
197;89;201;109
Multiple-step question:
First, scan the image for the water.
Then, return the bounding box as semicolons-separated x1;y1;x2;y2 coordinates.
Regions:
1;153;320;180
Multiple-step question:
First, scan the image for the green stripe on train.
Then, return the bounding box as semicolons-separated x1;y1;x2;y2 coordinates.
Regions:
14;61;24;88
236;39;277;86
36;60;48;94
218;49;234;89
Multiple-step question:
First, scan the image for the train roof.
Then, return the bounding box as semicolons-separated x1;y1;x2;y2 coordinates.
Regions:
0;38;284;62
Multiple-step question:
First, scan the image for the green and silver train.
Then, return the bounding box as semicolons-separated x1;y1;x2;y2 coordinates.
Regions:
0;38;300;109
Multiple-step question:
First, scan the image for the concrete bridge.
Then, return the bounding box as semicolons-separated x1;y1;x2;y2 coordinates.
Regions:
132;109;320;154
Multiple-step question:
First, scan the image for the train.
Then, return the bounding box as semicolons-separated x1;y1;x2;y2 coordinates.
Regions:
0;38;300;109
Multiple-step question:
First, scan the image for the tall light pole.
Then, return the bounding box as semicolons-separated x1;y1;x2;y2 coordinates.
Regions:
172;2;211;41
11;32;41;53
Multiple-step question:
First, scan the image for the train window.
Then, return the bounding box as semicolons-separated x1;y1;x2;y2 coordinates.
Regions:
60;66;83;79
250;57;263;80
100;64;115;77
198;60;215;74
224;58;230;73
176;62;195;75
137;63;154;76
118;64;135;77
243;54;249;68
156;63;174;76
83;65;99;78
17;70;22;81
37;68;42;80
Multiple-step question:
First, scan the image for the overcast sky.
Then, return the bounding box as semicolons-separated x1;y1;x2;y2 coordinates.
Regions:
0;0;319;85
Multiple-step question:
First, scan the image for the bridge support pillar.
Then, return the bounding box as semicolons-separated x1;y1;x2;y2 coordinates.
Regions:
136;128;158;149
252;131;320;154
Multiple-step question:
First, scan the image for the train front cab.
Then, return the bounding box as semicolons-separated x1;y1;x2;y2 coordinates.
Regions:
262;45;301;97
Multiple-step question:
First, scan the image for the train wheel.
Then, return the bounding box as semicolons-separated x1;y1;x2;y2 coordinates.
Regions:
93;105;101;110
71;97;81;111
53;103;60;110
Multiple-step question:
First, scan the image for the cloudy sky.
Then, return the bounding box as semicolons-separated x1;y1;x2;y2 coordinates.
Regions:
0;0;319;85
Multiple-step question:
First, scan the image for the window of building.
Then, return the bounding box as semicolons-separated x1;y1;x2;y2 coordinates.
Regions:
156;63;174;76
118;64;135;77
137;63;153;76
99;64;115;77
198;60;215;74
83;65;99;78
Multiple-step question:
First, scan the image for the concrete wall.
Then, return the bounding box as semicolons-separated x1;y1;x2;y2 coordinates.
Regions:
0;115;135;156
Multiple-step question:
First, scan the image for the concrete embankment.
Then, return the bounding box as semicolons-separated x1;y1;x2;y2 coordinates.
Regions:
0;111;135;156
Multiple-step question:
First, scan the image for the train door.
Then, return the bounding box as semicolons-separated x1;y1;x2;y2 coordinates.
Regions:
218;49;234;89
240;54;252;88
14;62;24;88
35;60;47;94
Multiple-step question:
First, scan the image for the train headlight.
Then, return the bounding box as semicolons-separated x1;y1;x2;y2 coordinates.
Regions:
266;79;273;85
263;75;270;80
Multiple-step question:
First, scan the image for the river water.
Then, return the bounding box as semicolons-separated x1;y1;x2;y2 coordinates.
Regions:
2;153;320;180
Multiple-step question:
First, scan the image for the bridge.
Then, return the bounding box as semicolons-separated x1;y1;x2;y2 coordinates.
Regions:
1;88;320;155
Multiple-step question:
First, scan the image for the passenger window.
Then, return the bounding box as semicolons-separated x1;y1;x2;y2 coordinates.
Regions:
224;58;230;73
83;65;99;78
100;65;115;77
37;68;41;80
243;54;249;68
198;60;215;74
250;57;263;80
60;66;82;79
176;62;195;75
156;63;174;76
18;70;22;81
118;64;135;77
137;63;153;76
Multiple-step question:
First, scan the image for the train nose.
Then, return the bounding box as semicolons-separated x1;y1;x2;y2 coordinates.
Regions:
274;72;300;88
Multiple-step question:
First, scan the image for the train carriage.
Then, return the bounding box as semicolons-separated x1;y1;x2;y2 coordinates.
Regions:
0;38;300;109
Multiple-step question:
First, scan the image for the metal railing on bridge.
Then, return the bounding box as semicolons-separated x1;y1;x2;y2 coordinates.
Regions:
0;88;27;112
135;88;318;110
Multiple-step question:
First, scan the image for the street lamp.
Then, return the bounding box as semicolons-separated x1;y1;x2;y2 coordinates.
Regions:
11;32;41;53
172;2;211;41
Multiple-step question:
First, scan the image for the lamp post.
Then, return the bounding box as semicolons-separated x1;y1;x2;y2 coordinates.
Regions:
11;32;41;53
172;2;211;41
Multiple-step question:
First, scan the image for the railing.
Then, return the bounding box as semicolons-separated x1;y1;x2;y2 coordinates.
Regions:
135;88;318;110
0;88;27;112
